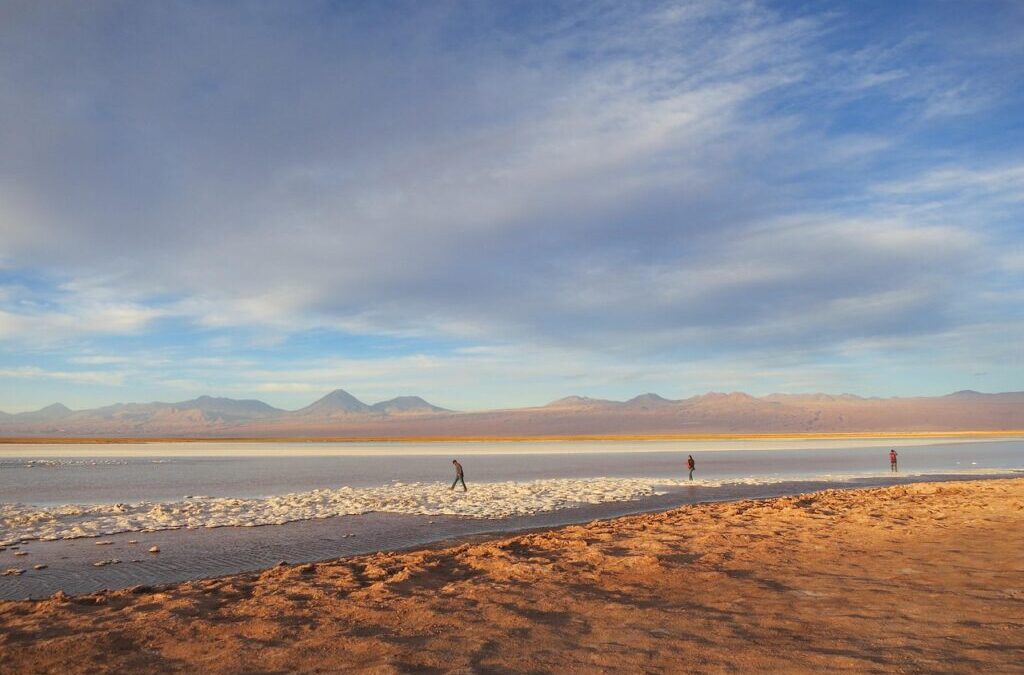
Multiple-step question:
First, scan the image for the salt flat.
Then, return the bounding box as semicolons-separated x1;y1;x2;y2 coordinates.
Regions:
2;435;1019;457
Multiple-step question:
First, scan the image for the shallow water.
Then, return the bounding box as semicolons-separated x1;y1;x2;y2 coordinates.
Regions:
2;438;1021;506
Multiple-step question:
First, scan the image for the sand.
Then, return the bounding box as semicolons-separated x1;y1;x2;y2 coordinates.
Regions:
1;479;1022;673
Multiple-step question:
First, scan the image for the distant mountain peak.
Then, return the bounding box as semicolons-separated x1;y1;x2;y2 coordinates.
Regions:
624;393;674;408
172;396;282;416
370;396;448;415
699;391;755;402
546;395;609;407
3;388;1024;436
11;402;75;421
296;388;370;415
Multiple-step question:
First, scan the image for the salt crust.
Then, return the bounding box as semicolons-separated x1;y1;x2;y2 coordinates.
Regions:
1;470;1016;546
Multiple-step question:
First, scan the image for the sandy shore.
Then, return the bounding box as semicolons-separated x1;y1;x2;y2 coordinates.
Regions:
2;479;1022;673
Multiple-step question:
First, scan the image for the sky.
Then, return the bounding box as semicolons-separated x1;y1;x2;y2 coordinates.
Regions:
1;0;1023;412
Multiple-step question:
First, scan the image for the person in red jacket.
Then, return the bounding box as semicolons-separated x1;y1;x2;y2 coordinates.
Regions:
687;455;696;481
889;449;898;472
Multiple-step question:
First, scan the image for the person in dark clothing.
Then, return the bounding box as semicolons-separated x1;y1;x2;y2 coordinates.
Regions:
889;449;898;472
450;459;467;491
687;455;696;481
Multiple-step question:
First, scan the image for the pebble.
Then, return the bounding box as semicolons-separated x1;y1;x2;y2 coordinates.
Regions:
93;559;121;567
3;568;25;576
14;551;28;557
148;546;160;553
33;564;47;570
95;541;114;546
127;540;138;544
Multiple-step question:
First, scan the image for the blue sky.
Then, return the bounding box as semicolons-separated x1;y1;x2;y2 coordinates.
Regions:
1;0;1022;412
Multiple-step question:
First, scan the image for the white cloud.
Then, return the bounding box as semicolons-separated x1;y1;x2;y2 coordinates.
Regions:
0;296;164;344
0;1;1022;406
877;163;1024;201
0;366;125;386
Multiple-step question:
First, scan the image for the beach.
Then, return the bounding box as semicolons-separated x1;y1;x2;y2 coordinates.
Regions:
1;478;1021;673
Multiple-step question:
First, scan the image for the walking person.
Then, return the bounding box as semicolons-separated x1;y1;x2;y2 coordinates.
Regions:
687;454;696;481
889;449;898;472
450;459;467;492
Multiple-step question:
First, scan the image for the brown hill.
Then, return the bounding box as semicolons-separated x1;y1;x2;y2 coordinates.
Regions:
1;390;1022;438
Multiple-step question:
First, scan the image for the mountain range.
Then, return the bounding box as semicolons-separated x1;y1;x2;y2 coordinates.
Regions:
1;389;1023;438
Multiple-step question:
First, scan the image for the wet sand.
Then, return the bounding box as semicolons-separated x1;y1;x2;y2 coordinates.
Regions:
1;478;1022;673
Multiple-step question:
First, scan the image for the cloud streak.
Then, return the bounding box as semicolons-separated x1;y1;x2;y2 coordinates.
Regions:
1;0;1023;408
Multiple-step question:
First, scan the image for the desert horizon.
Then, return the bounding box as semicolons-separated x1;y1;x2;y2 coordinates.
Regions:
3;387;1023;438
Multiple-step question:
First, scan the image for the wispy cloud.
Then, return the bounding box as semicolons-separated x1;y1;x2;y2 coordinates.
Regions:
0;366;125;387
1;0;1022;408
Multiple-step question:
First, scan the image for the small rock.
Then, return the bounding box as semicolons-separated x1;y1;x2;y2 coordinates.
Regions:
14;551;28;557
93;559;121;567
275;560;288;567
95;541;114;546
127;540;138;544
131;559;144;563
148;546;160;553
33;564;47;570
2;568;25;576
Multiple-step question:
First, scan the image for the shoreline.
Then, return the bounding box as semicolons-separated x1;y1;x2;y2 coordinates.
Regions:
2;478;1022;672
3;429;1024;444
3;472;1017;600
3;468;1021;549
2;433;1021;461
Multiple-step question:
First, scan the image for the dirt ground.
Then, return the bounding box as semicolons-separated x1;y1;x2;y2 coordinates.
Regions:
2;478;1023;673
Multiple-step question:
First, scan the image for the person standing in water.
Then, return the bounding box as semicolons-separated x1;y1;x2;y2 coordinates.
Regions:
450;459;467;491
687;455;696;481
889;449;898;472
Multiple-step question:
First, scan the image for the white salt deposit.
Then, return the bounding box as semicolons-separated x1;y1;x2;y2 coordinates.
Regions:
0;476;717;545
1;469;1017;546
